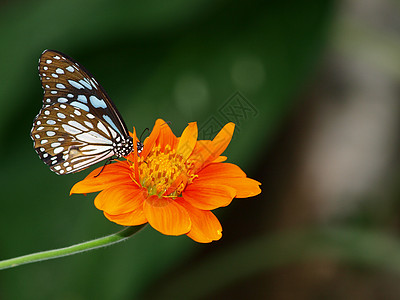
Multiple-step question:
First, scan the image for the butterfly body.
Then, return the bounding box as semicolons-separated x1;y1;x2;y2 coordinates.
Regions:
31;50;141;175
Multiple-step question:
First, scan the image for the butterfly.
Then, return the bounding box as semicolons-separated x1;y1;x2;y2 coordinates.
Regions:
30;49;142;175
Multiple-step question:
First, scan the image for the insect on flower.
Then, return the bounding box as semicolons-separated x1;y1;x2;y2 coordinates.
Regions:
30;50;142;175
71;119;262;243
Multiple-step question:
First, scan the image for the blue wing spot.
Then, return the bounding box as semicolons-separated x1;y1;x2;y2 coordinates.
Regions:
70;101;89;112
103;115;122;136
90;95;107;108
77;95;87;103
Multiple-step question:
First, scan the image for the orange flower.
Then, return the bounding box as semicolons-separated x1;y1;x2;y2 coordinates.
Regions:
71;119;261;243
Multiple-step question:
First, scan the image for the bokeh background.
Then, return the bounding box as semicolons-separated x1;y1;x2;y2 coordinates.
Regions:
1;0;400;299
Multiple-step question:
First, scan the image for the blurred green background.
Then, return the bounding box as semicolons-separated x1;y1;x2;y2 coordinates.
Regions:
2;0;400;299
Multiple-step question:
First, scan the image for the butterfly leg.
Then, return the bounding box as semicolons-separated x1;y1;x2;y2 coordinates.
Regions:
94;157;116;178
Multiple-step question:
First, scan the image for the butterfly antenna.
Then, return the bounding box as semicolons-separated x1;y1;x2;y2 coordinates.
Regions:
139;128;149;141
94;157;114;178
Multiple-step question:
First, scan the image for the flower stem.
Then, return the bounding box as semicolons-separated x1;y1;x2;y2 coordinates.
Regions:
0;225;146;270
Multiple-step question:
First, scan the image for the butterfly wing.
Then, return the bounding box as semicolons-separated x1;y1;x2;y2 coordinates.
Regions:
31;50;131;175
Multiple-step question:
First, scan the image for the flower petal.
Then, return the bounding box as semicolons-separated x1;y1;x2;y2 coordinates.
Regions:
183;182;236;210
206;122;235;163
131;127;140;182
211;178;261;198
157;121;178;152
176;122;197;162
141;119;163;159
190;140;212;171
94;183;147;215
70;161;132;195
213;156;227;163
104;210;147;226
191;123;235;172
176;199;222;243
143;195;191;236
195;163;261;197
197;162;247;179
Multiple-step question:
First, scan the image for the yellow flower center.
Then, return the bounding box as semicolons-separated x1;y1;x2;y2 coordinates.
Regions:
134;145;195;198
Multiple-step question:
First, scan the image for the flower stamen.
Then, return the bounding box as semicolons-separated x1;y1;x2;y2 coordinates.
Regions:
133;145;193;198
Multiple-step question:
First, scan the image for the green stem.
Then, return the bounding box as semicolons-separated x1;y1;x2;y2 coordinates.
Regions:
0;225;146;270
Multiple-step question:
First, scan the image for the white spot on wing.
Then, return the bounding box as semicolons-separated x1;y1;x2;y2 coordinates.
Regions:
54;146;64;154
81;144;113;154
68;120;89;132
62;124;82;135
68;80;84;89
58;97;68;103
96;121;110;137
79;79;92;90
70;101;89;111
56;83;66;89
84;121;93;128
76;131;112;145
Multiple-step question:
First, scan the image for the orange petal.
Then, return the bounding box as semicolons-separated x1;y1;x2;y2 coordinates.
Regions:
205;177;261;198
104;210;147;226
197;162;247;179
131;127;140;182
190;140;212;172
191;123;235;172
157;121;178;151
141;119;163;159
176;199;222;243
206;122;235;163
143;195;191;236
176;122;198;162
183;182;236;210
70;161;133;195
213;156;227;163
94;183;147;215
196;163;261;197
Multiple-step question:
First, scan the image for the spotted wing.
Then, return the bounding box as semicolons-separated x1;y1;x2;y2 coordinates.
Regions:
31;103;121;174
37;49;129;138
31;49;130;175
